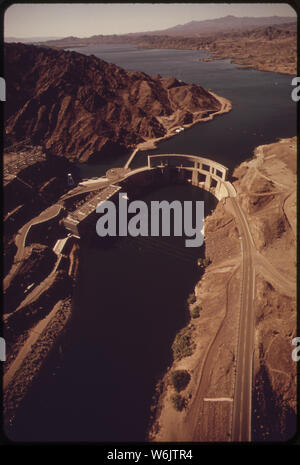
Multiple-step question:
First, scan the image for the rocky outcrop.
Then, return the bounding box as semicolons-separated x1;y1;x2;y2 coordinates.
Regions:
4;43;221;162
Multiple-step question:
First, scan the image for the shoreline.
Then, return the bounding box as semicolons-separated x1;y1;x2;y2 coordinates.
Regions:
46;40;296;77
198;53;296;76
125;91;232;169
63;42;295;77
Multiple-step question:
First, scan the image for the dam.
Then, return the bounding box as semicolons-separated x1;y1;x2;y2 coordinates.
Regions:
63;154;236;238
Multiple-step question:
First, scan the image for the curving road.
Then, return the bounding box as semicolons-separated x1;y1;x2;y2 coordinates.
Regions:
3;204;63;293
4;178;109;295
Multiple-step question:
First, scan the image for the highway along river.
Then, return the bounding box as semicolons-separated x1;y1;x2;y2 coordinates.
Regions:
9;45;296;441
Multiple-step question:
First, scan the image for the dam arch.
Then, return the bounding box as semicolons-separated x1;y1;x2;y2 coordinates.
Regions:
122;154;236;201
63;154;236;237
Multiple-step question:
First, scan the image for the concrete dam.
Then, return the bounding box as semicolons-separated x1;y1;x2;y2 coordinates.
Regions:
63;154;236;238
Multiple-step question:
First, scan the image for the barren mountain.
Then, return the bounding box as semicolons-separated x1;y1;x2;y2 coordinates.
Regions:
4;43;222;162
146;15;296;36
36;15;296;45
130;23;297;75
125;23;297;75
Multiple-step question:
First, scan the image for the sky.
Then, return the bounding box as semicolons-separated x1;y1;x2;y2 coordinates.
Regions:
4;2;297;39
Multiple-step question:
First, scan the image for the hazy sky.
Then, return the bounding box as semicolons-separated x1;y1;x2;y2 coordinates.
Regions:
4;3;297;39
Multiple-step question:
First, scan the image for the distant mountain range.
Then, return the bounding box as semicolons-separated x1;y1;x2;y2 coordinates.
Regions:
5;15;296;78
5;36;63;43
147;15;296;36
6;15;296;46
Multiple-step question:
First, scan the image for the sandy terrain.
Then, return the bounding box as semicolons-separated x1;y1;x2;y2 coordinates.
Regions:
233;137;297;440
149;200;242;442
200;32;297;75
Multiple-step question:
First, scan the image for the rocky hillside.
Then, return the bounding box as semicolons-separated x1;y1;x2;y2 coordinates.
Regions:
4;43;221;162
151;15;296;36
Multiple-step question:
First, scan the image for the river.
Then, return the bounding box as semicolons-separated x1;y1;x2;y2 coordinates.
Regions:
8;44;297;442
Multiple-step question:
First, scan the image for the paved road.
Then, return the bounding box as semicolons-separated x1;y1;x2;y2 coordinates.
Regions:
4;177;112;292
3;204;63;293
230;197;255;442
180;196;255;442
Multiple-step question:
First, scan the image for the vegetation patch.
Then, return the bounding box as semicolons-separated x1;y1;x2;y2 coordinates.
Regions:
171;393;186;412
197;257;211;267
187;292;196;305
172;324;196;361
191;306;201;318
170;370;191;392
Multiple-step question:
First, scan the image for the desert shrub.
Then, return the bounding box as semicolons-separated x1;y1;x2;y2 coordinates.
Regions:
187;292;196;305
171;393;186;412
203;257;211;267
191;306;201;318
172;325;195;361
198;257;211;267
170;370;191;392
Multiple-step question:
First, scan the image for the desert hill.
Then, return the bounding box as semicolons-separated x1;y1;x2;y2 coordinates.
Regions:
146;14;296;36
4;43;222;162
35;15;296;46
